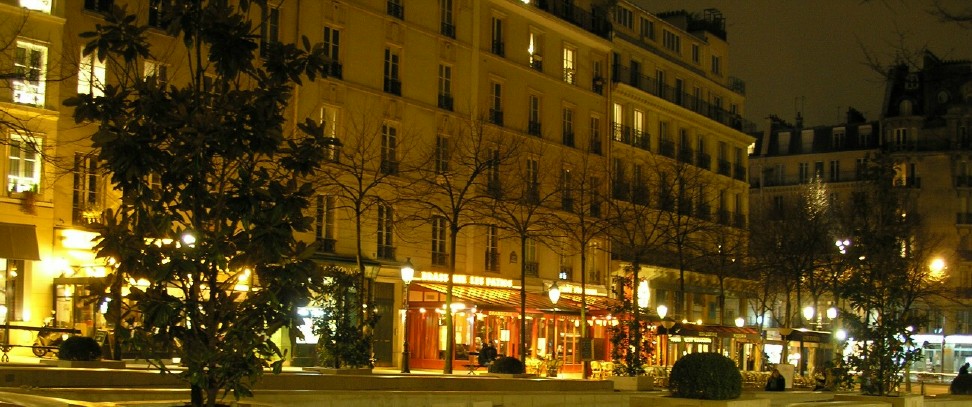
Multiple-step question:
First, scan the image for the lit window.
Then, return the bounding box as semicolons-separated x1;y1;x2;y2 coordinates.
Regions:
13;41;46;107
20;0;51;13
8;134;41;194
78;49;106;97
143;60;169;85
563;46;576;84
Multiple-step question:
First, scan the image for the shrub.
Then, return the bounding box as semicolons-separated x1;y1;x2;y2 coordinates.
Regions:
668;352;741;400
951;374;972;395
488;356;525;374
58;336;103;361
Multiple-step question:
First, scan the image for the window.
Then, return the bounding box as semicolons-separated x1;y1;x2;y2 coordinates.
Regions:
663;30;680;54
319;105;339;139
528;32;543;71
830;160;840;182
432;217;447;266
21;0;51;13
13;41;46;107
440;0;455;38
833;128;846;149
315;195;336;251
528;95;541;136
149;0;172;28
859;125;872;146
655;69;665;98
640;17;654;39
485;225;499;272
438;64;453;110
0;259;24;323
633;109;645;141
381;124;398;175
83;0;112;12
435;135;450;174
143;60;169;86
377;204;395;259
856;158;868;180
487;148;501;191
799;163;809;183
562;107;574;146
72;153;100;225
612;103;623;141
814;161;824;178
524;238;537;267
491;17;504;56
563;46;576;84
590;115;602;154
383;48;401;96
387;0;404;20
894;128;908;147
259;5;280;58
711;55;722;76
323;26;342;78
489;81;503;125
526;157;539;187
78;48;105;97
674;78;684;105
691;44;700;64
561;168;573;211
614;6;633;29
8;134;40;194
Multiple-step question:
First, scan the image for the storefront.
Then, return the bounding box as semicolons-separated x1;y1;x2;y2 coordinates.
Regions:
403;272;610;373
661;324;761;368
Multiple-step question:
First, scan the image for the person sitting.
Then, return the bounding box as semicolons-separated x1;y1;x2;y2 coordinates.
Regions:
765;368;786;391
477;341;498;367
951;362;972;395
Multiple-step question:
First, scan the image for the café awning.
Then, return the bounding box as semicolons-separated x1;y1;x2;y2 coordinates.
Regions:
414;283;598;313
0;223;39;260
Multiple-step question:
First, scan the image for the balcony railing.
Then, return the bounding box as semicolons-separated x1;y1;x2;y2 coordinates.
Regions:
563;131;575;147
530;57;543;71
380;160;399;175
590;139;602;155
527;0;612;39
734;164;747;181
525;261;539;277
491;40;505;57
592;77;604;94
659;139;675;158
485;250;500;272
718;159;731;176
559;266;573;281
383;77;401;95
377;245;396;260
678;148;694;164
611;64;755;132
440;21;455;39
317;238;337;253
696;153;711;170
386;1;404;19
438;94;453;111
490;109;504;126
485;179;503;199
432;251;448;266
528;121;542;136
326;62;343;79
562;196;574;212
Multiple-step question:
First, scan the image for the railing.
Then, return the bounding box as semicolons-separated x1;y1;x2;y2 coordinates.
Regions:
592;77;604;94
659;139;675;158
441;22;455;39
590;139;602;155
562;196;574;212
718;159;731;176
490;109;504;126
525;261;540;277
432;252;448;266
530;57;543;71
485;250;500;272
326;62;343;79
438;94;453;111
563;132;575;147
528;121;542;136
491;40;505;57
696;153;711;170
377;245;396;260
383;78;401;95
734;164;747;181
527;0;612;39
380;160;399;175
611;64;755;132
678;147;694;164
386;1;404;19
318;238;337;253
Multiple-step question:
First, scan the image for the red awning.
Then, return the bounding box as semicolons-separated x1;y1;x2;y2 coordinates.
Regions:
414;283;603;313
671;324;761;341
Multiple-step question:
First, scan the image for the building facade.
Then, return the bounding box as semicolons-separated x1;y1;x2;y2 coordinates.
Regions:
0;0;754;372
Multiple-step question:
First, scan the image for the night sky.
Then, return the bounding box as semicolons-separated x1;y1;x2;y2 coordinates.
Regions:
637;0;972;129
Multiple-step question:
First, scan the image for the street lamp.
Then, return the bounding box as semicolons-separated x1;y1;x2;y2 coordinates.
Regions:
400;258;414;374
735;316;745;328
548;281;560;305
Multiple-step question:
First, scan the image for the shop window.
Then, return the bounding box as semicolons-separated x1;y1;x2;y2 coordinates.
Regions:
0;259;23;323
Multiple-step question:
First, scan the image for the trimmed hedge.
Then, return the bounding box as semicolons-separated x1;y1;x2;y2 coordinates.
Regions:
668;352;742;400
488;356;525;374
58;336;103;361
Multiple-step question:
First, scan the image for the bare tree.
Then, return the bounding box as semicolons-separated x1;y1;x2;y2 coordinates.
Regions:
404;116;520;374
549;148;611;378
486;140;557;364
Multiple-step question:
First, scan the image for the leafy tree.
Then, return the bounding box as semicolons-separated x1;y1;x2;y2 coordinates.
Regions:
836;153;948;396
313;266;378;369
66;3;331;406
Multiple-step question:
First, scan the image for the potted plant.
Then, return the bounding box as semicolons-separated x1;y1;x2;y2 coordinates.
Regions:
652;352;767;407
43;336;124;368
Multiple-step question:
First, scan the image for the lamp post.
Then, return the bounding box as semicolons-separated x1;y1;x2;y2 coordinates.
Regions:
657;304;675;367
548;281;560;377
400;258;414;374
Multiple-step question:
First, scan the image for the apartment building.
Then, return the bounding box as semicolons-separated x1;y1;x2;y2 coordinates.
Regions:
749;51;972;373
0;0;752;372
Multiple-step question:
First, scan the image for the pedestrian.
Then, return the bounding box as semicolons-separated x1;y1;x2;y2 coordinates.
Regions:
765;368;786;391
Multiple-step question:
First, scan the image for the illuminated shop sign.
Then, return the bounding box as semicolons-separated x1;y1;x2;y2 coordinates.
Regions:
416;271;514;288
